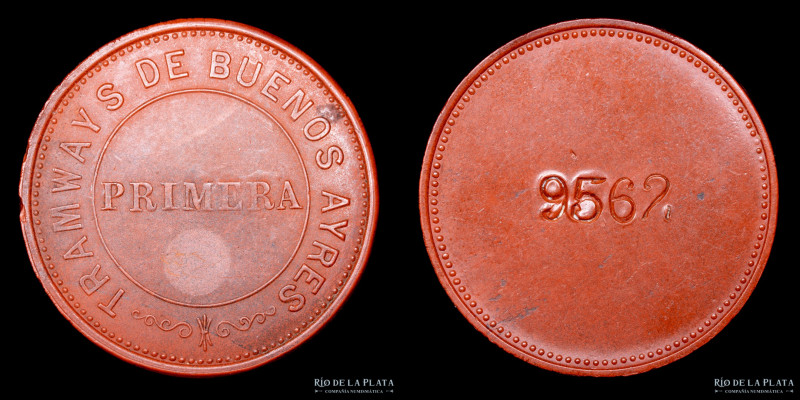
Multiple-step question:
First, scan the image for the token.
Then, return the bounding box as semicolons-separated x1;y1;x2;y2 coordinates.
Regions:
419;19;777;376
19;19;377;376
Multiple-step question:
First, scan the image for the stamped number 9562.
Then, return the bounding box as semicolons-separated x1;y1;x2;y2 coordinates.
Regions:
539;173;671;224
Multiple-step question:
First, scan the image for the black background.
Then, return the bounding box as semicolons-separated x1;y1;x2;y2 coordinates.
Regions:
8;6;796;398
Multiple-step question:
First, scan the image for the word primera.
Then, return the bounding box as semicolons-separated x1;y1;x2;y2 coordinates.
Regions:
100;180;302;212
539;173;670;223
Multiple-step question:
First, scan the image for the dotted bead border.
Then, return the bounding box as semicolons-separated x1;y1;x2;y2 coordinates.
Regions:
29;26;373;368
426;26;772;371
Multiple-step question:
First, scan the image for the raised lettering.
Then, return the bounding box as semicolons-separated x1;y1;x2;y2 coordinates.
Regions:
79;264;109;295
281;89;313;120
183;182;214;210
70;108;101;132
279;284;305;312
130;182;156;212
236;57;262;87
209;51;230;79
163;182;178;210
50;204;83;232
247;181;274;210
276;181;302;210
321;190;350;213
101;182;124;211
51;168;82;193
218;182;242;210
136;58;160;88
102;180;305;212
303;116;330;141
59;142;91;164
63;236;94;260
165;50;189;80
316;146;344;169
319;220;347;241
98;289;124;318
293;264;325;294
261;71;290;102
96;83;124;110
307;241;339;267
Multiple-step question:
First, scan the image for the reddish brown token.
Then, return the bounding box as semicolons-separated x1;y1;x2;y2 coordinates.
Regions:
420;19;777;376
19;19;377;376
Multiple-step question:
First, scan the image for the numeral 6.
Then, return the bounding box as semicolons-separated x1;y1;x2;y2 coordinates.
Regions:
609;177;635;223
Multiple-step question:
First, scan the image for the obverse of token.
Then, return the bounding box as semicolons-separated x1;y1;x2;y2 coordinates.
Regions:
419;19;777;376
19;19;377;376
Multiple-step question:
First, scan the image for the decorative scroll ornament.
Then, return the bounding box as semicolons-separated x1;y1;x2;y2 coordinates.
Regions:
132;310;192;338
216;306;278;337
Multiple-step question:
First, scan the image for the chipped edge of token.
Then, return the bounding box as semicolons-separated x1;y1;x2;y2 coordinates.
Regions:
20;18;379;376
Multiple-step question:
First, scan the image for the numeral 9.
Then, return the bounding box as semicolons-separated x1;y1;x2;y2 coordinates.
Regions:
538;173;670;223
539;175;567;220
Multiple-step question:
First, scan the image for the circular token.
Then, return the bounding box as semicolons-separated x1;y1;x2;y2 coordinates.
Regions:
19;19;377;376
419;19;777;376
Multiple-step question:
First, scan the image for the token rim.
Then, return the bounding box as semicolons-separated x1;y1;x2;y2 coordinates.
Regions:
419;18;777;376
19;18;379;376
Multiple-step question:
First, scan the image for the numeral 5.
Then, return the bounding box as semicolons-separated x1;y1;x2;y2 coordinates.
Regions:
569;177;606;222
